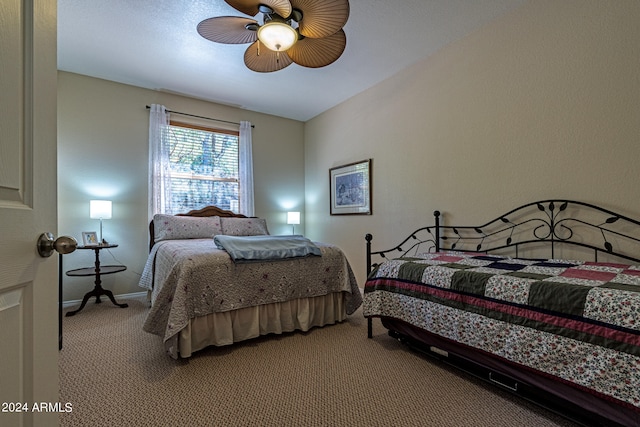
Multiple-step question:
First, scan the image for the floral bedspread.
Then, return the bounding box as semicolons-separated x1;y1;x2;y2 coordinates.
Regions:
140;239;362;353
364;251;640;411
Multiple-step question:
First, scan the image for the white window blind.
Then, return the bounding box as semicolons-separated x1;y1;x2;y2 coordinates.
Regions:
165;122;240;214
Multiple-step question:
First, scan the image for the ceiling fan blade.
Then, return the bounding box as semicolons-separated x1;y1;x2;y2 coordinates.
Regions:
290;0;349;39
197;17;258;44
287;29;346;68
244;41;293;73
225;0;292;18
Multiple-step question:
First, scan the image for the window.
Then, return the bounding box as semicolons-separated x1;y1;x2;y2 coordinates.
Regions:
164;121;240;214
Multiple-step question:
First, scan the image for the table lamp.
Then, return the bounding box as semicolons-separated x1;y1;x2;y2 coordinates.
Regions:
287;211;300;235
90;200;112;244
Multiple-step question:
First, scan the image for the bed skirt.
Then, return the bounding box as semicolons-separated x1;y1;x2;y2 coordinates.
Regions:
174;292;347;358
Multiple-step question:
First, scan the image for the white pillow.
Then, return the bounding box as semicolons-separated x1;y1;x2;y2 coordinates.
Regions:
153;214;223;242
220;217;270;236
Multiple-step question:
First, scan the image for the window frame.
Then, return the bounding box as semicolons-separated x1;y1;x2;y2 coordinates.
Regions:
166;120;241;214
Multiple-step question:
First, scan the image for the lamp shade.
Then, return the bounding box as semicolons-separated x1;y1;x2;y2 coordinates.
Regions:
258;21;298;52
90;200;112;219
287;211;300;225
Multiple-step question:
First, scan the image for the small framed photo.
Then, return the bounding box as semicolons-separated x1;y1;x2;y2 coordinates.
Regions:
329;159;372;215
82;231;99;246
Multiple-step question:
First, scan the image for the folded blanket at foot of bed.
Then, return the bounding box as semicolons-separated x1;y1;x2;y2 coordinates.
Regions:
214;234;322;261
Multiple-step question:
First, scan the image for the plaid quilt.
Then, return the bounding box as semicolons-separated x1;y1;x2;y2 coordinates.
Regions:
364;251;640;410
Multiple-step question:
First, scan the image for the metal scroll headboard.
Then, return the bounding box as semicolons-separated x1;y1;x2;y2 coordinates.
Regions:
366;200;640;276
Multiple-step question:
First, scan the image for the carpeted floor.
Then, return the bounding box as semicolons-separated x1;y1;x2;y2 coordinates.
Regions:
59;295;578;427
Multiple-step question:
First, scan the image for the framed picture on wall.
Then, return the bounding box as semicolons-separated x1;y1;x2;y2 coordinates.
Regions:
329;159;372;215
82;231;99;246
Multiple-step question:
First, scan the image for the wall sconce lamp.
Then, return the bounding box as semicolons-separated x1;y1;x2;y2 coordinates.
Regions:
90;200;112;244
287;211;300;235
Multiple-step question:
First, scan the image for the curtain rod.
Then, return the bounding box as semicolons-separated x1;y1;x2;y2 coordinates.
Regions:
145;105;254;128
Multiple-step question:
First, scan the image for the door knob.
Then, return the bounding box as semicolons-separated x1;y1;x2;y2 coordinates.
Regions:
37;233;78;257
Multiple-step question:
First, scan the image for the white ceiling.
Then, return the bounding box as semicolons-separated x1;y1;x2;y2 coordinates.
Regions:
58;0;527;122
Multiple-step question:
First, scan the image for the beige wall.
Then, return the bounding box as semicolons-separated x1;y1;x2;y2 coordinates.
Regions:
59;0;640;300
304;0;640;285
58;72;305;301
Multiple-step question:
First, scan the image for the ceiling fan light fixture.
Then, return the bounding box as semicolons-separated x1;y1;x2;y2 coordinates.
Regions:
257;21;297;52
200;0;349;72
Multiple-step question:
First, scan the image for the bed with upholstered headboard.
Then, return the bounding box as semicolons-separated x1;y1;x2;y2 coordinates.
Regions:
140;206;362;359
364;200;640;427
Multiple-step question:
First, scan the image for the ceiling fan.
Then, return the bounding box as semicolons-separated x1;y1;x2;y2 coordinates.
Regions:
197;0;349;73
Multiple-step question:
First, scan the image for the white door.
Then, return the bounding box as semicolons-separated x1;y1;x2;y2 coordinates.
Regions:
0;1;59;426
